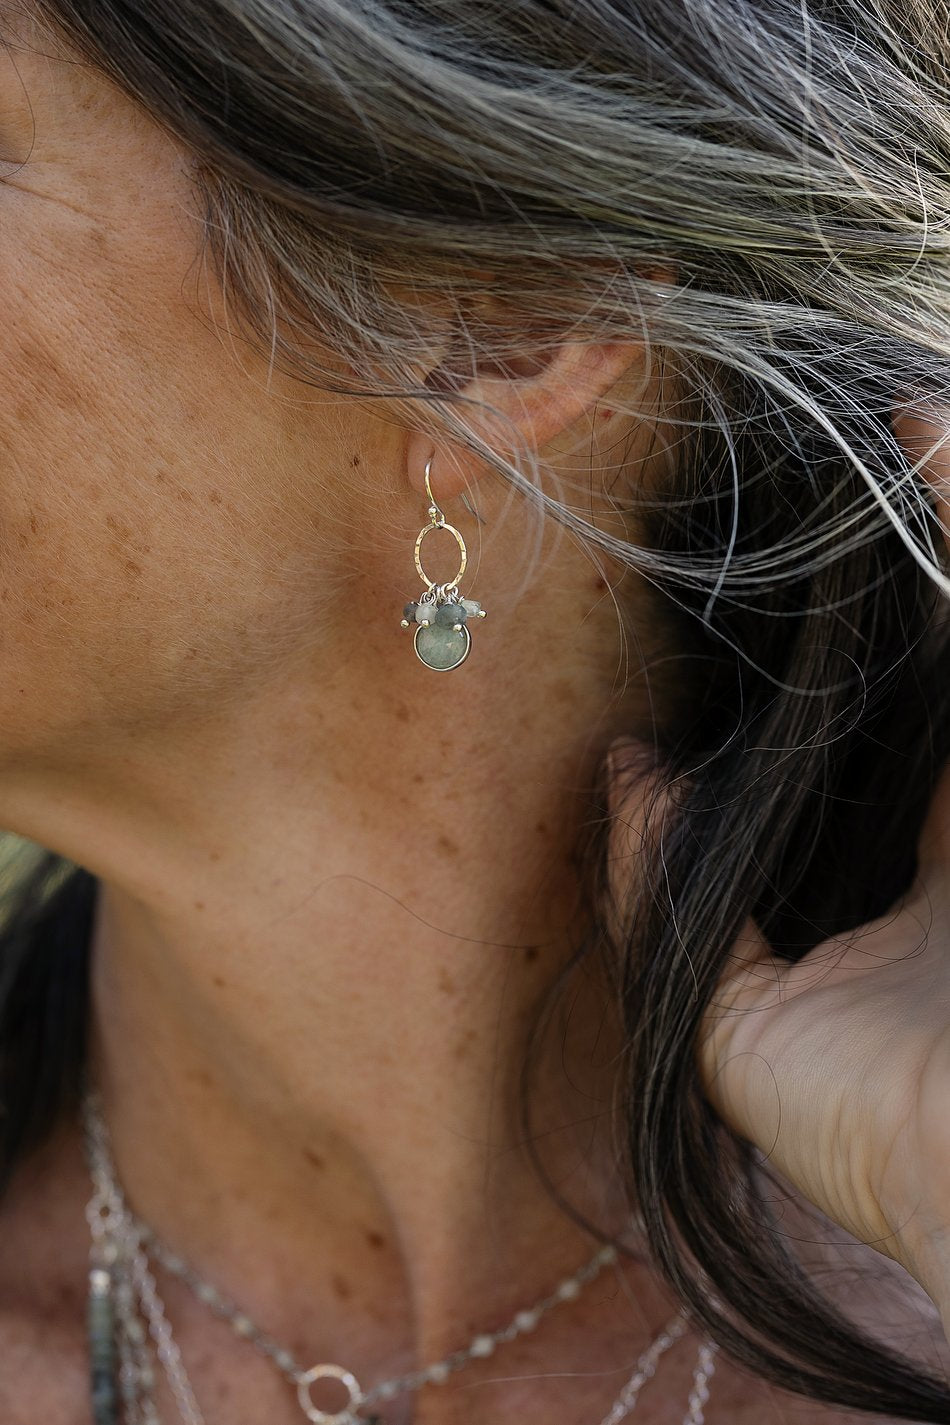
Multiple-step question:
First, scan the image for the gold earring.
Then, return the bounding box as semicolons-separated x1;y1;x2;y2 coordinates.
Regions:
399;456;487;671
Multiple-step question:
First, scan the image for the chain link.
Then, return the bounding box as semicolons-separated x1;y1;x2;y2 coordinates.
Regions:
130;1244;207;1425
84;1090;720;1425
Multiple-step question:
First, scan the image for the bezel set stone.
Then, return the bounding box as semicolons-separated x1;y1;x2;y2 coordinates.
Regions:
400;590;488;671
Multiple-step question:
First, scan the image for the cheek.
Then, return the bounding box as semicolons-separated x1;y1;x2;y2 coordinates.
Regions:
0;182;290;751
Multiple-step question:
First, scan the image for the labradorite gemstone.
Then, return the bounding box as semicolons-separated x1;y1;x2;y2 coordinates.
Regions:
415;622;470;670
435;602;467;627
87;1287;117;1425
402;601;418;621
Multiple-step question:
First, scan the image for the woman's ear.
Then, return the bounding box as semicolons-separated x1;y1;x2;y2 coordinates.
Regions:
405;336;645;502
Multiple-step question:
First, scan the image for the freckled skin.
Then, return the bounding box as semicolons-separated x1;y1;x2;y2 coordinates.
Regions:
0;23;397;769
0;22;803;1425
452;1027;478;1061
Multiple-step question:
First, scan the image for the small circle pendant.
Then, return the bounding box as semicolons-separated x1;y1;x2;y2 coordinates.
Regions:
414;621;471;671
296;1363;363;1424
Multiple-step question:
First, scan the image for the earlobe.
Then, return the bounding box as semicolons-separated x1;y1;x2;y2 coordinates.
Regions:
405;338;644;503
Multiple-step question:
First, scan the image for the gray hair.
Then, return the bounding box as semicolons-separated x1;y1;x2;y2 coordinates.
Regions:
10;0;950;1417
24;0;950;604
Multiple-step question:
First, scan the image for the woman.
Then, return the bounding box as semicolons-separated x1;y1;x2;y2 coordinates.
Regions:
1;0;949;1420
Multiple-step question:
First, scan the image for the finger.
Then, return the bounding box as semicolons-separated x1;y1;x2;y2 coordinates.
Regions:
893;404;950;539
695;918;790;1142
605;739;784;1142
891;407;950;873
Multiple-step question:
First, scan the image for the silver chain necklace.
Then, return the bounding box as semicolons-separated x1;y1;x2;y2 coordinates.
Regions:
82;1091;718;1425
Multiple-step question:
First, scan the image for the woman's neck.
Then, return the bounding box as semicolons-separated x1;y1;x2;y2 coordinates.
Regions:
0;599;648;1370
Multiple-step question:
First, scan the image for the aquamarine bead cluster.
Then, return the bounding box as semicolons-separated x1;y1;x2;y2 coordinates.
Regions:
400;592;487;670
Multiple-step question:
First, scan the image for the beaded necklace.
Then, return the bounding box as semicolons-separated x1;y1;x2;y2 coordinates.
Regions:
82;1091;718;1425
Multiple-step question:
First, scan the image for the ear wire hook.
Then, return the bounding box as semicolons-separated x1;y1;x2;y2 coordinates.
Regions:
423;456;442;521
425;455;485;525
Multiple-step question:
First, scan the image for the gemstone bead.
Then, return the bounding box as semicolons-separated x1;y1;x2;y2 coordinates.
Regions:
425;1362;451;1383
402;602;418;624
435;602;466;627
470;1334;496;1358
461;599;483;618
87;1270;117;1425
415;622;470;670
414;602;437;625
514;1308;541;1333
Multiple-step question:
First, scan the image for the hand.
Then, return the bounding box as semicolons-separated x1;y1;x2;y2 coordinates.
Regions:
694;407;950;1330
695;784;950;1327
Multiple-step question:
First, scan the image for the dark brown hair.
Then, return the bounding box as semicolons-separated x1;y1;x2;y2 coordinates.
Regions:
3;0;950;1415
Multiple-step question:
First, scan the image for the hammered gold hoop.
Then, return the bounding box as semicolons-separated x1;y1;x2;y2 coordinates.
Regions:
399;454;485;671
413;520;467;590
